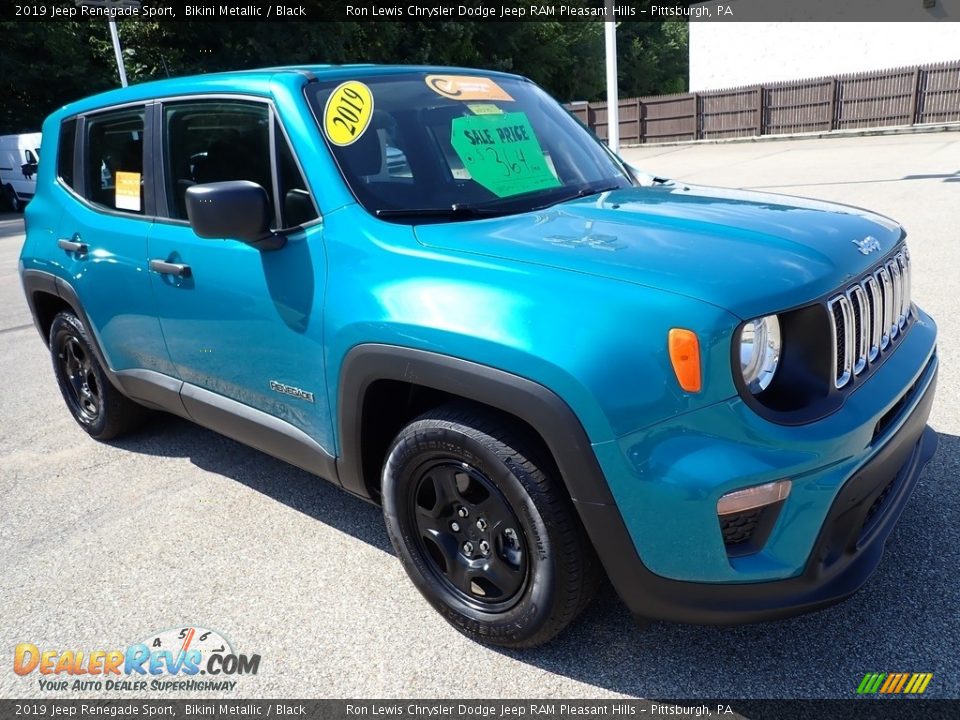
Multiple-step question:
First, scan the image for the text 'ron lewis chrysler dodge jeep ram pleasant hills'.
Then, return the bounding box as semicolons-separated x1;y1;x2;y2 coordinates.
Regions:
20;65;938;647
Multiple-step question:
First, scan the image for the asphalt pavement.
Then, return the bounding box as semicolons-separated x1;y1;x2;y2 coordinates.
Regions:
1;130;959;700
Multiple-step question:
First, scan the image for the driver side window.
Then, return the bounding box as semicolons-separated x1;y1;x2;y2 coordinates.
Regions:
163;99;317;229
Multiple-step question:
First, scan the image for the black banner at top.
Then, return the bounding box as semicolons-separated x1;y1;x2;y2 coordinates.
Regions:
3;0;960;23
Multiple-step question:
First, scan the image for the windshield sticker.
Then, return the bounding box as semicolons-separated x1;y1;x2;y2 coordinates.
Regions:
426;75;514;102
114;171;141;211
467;103;503;115
324;81;374;146
451;112;561;198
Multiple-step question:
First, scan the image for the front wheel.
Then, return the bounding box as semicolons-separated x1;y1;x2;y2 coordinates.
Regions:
382;404;600;647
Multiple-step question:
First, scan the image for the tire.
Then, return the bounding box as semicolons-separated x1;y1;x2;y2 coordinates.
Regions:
382;403;601;647
49;311;146;440
5;185;22;213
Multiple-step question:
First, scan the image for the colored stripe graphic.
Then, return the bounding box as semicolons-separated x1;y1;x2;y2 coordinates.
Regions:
905;673;934;694
880;674;897;693
893;673;909;693
857;673;887;694
857;672;933;694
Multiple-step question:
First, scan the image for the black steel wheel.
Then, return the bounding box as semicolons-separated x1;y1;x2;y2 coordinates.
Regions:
382;403;601;648
409;460;529;612
57;334;102;424
49;312;146;440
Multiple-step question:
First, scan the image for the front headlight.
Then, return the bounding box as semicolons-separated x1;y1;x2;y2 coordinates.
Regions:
739;314;781;393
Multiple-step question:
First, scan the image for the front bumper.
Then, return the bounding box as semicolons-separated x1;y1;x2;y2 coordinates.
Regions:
575;310;939;623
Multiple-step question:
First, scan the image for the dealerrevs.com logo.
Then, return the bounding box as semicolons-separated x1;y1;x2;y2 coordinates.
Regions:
13;627;260;692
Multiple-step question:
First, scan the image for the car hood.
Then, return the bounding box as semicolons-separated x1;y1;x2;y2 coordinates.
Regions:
413;183;904;319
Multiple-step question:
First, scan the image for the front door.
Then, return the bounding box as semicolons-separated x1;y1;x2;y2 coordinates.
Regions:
146;98;333;453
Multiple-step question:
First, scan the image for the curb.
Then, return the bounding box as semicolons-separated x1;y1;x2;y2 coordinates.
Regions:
622;122;960;149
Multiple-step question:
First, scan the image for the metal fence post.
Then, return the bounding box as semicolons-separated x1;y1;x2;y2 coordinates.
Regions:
828;78;838;131
755;85;763;136
693;93;700;140
909;66;922;125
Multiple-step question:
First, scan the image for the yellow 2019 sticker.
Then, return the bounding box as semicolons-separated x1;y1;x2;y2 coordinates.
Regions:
324;81;374;146
425;75;514;102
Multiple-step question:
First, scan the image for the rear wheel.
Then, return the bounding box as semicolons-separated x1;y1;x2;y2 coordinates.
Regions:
49;312;146;440
382;403;600;647
5;185;22;213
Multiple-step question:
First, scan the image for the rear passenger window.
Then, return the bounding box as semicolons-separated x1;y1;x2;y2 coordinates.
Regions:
84;108;146;214
57;119;77;189
163;100;318;229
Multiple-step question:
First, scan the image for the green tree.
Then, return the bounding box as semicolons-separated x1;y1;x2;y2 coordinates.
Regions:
616;21;689;98
0;18;687;133
0;22;115;132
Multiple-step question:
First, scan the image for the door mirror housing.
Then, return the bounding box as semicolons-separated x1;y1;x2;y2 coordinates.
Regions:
185;181;285;250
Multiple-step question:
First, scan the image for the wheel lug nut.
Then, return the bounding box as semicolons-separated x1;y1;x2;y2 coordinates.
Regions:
479;540;491;556
476;518;487;531
505;528;516;539
463;542;474;555
450;522;460;532
457;507;469;518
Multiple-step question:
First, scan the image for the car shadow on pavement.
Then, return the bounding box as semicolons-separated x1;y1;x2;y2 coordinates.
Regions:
110;412;395;554
112;414;960;699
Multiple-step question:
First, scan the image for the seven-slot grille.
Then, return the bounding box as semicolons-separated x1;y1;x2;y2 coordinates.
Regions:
827;248;912;389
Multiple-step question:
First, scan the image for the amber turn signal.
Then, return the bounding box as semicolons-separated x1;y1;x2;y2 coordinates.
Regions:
668;328;702;393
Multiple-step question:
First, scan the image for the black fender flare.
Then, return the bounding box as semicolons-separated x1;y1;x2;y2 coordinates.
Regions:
335;344;659;617
335;343;615;506
20;267;125;394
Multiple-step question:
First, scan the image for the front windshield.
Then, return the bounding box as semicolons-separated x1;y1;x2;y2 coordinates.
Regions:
308;72;632;220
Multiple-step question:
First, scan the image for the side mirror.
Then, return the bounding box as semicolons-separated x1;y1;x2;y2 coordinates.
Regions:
185;181;285;250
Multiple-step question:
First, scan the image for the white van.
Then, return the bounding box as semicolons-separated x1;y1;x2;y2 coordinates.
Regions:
0;133;42;212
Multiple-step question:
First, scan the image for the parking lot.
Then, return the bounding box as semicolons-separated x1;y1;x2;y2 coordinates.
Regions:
1;130;958;700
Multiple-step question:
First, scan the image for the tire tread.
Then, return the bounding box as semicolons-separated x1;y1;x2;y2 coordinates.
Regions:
384;401;601;648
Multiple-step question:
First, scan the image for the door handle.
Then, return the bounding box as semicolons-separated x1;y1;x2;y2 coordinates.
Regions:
57;236;88;255
149;259;192;277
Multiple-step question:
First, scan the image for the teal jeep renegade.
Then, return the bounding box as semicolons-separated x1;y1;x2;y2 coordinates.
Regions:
20;66;938;647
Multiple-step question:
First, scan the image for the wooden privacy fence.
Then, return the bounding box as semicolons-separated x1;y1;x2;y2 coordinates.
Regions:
567;60;960;145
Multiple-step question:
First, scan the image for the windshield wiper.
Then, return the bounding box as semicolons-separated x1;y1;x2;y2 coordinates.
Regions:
375;204;508;220
375;182;626;220
530;182;624;210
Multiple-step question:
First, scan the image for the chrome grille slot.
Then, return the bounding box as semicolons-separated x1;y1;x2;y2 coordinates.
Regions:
897;251;910;329
828;295;854;388
846;284;868;375
827;247;912;389
888;258;902;340
877;266;892;351
864;275;882;362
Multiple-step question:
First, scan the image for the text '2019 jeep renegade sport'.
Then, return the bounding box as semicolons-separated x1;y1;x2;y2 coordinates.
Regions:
20;66;938;647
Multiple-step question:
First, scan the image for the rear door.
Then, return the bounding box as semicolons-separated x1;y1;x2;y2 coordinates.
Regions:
54;105;176;378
